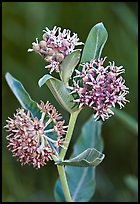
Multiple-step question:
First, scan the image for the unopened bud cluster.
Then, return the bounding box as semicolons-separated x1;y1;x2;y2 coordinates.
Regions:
28;26;83;73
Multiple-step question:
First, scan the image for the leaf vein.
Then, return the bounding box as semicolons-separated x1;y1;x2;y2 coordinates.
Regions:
72;168;88;201
93;28;99;60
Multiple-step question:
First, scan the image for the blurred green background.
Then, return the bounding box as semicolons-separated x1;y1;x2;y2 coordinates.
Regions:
2;2;138;202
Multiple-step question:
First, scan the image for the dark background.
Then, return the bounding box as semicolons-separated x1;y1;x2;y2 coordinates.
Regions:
2;2;138;202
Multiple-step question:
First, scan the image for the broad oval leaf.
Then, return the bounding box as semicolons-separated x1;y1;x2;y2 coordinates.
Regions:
5;72;41;118
55;148;105;167
81;22;108;63
60;50;81;85
55;167;95;202
54;115;104;202
38;74;79;113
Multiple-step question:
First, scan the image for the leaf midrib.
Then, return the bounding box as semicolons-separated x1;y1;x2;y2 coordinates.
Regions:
93;28;99;60
47;79;72;113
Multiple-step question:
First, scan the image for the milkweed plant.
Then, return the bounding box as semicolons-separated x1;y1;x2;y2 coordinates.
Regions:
4;23;129;202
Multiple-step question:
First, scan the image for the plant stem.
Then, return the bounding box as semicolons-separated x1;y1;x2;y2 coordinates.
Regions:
55;110;80;202
57;165;72;202
60;110;80;160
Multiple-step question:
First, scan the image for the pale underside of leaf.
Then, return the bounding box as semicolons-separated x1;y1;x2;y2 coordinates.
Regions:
60;49;81;85
5;72;41;118
55;148;105;167
38;74;79;113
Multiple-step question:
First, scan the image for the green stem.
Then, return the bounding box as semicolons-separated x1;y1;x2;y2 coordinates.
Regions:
57;165;72;202
60;110;80;160
54;110;80;202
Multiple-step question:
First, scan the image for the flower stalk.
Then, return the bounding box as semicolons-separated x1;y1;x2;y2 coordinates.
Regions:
54;110;80;202
57;165;72;202
60;110;80;160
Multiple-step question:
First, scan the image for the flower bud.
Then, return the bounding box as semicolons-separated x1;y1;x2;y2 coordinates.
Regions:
45;55;53;63
28;26;83;73
55;53;65;62
39;40;47;48
32;43;40;52
46;47;54;56
62;40;70;47
43;33;49;41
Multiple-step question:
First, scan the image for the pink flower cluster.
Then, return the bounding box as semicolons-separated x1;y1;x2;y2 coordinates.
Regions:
4;101;67;169
28;26;83;73
69;57;129;121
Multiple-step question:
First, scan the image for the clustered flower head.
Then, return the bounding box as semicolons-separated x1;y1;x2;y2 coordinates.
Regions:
69;57;129;121
28;26;83;73
4;101;67;169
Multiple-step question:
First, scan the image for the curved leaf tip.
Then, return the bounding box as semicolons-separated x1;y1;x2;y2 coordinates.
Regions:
81;22;108;63
5;72;41;118
5;72;10;78
38;74;53;87
38;74;79;113
5;72;14;84
60;49;81;85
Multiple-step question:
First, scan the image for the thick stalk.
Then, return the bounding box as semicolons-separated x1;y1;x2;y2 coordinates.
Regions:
55;110;80;202
57;165;72;202
60;110;80;160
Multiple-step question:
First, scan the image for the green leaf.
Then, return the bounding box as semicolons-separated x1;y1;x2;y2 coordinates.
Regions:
81;22;108;63
54;115;103;202
60;50;81;85
55;148;105;167
112;108;138;135
38;74;78;113
5;72;41;118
